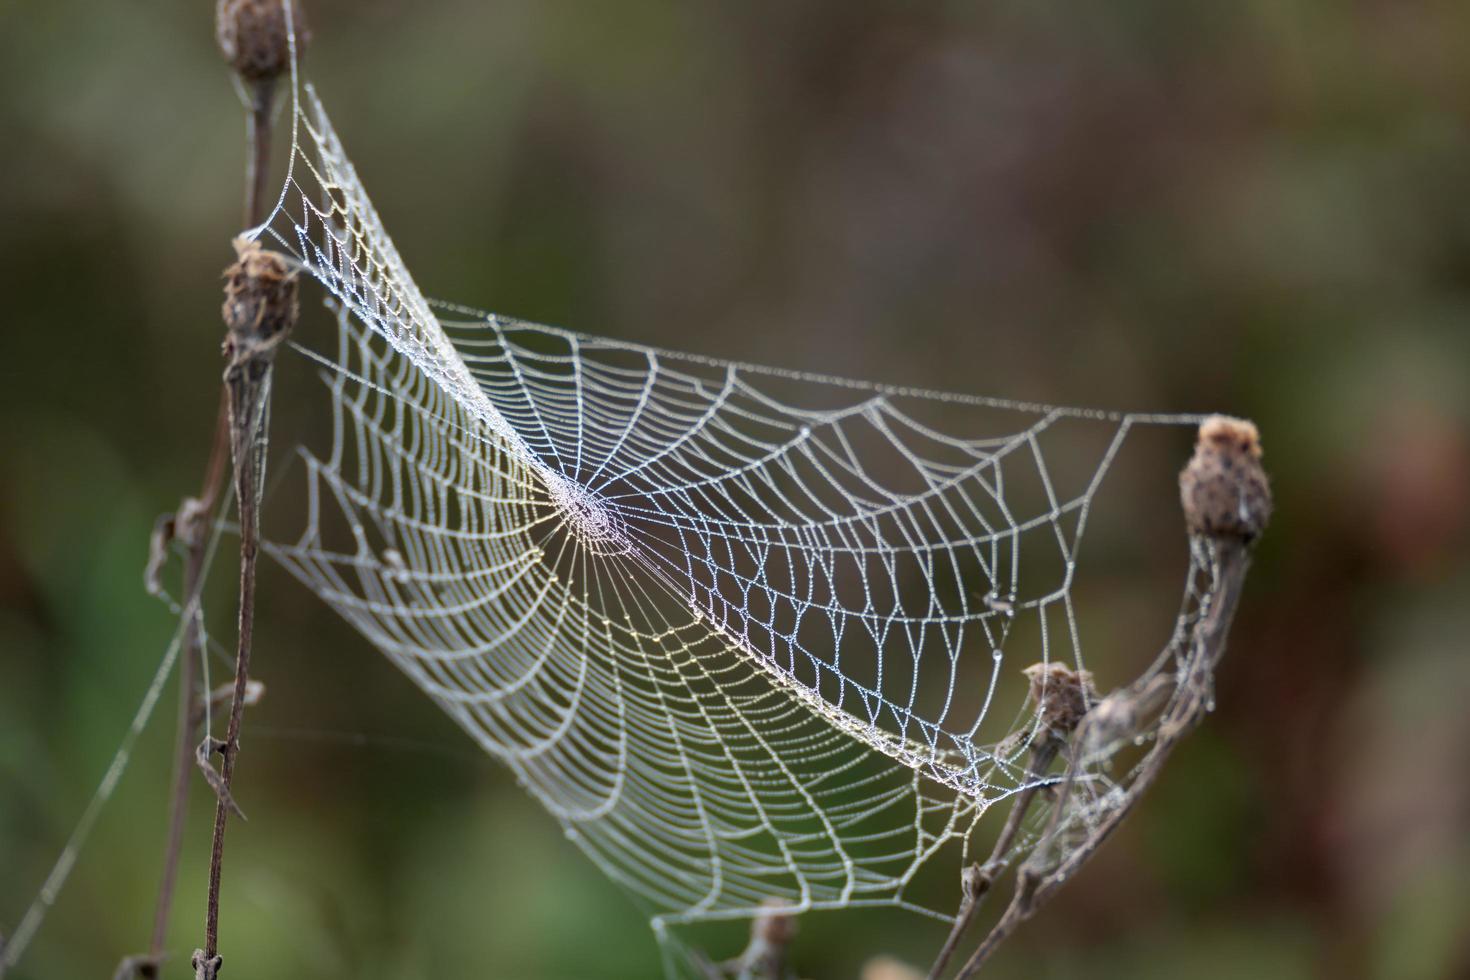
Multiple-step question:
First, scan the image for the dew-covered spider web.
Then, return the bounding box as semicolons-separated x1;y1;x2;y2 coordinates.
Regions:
244;18;1219;966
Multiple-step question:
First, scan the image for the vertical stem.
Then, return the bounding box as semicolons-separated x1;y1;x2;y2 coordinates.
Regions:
200;370;269;972
191;232;297;980
242;81;275;230
147;61;278;973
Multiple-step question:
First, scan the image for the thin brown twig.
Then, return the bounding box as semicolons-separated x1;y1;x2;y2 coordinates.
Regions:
135;5;301;971
925;867;982;980
242;80;275;231
198;388;263;977
137;66;279;980
926;739;1059;980
192;237;297;980
190;3;310;974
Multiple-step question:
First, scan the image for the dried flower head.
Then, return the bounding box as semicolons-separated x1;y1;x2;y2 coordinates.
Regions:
1179;415;1273;542
216;0;309;84
1022;663;1096;737
221;237;298;370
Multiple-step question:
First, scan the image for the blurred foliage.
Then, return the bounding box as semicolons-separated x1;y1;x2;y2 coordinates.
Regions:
2;1;1468;978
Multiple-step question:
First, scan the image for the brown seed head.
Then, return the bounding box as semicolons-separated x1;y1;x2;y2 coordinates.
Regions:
1022;662;1096;737
221;237;298;366
1179;415;1273;542
216;0;309;84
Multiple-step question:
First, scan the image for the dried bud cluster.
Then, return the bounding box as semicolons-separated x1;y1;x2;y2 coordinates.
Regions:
215;0;309;83
221;238;298;371
1179;415;1273;542
1022;663;1096;737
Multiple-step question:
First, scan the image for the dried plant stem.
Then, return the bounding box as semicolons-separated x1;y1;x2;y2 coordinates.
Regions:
191;235;297;979
197;385;265;976
200;87;277;972
140;66;277;973
180;248;295;980
950;541;1251;980
926;740;1060;980
242;81;275;230
180;2;308;972
935;415;1271;979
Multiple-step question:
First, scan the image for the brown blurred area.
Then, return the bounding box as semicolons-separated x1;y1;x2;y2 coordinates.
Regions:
1;1;1468;978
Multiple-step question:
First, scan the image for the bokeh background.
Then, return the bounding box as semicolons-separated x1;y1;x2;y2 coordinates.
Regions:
2;1;1468;978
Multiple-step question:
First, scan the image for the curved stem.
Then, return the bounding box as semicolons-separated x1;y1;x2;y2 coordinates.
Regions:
951;542;1250;980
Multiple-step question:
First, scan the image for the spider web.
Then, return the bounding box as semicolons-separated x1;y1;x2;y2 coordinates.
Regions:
247;24;1213;957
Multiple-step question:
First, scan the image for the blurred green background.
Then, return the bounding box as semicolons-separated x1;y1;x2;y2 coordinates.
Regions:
2;1;1468;978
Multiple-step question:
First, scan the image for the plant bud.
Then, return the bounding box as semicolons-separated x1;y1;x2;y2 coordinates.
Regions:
216;0;309;84
1179;415;1273;542
221;238;298;367
1022;663;1096;737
